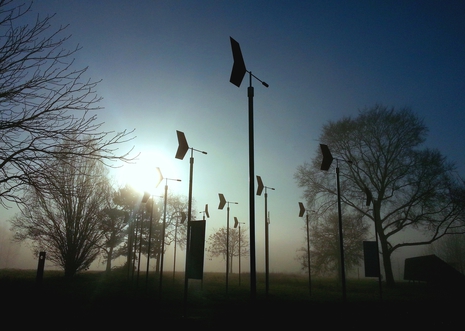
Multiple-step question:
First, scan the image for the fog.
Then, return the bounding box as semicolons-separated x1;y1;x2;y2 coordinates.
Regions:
2;209;416;283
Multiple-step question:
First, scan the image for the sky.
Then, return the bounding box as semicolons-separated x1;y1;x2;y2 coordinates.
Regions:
1;1;465;277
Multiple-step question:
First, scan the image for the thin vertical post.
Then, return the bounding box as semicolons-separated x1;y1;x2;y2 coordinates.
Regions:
183;150;194;317
248;72;256;299
336;162;346;302
306;212;311;295
159;183;168;294
226;204;230;294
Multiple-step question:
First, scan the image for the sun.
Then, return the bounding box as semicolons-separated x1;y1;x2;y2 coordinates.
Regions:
114;148;182;195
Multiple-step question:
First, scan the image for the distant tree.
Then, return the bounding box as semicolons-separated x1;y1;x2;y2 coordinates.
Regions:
229;225;249;273
111;184;145;274
426;231;465;274
296;211;369;278
0;222;20;268
10;139;113;277
0;0;135;209
110;187;189;275
99;207;129;273
295;105;465;287
161;194;189;250
207;226;249;273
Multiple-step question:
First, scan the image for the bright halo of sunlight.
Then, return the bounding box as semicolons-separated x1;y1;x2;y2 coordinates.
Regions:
116;149;180;195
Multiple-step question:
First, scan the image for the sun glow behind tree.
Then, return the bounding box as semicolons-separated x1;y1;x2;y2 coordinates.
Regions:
114;149;183;196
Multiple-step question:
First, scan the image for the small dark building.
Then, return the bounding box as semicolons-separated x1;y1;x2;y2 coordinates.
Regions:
404;254;465;289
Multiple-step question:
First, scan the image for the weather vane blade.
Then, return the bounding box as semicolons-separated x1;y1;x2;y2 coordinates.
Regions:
229;36;247;87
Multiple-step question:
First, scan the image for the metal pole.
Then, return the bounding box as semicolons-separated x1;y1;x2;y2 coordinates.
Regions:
131;215;138;281
374;203;383;300
137;212;143;287
265;189;269;297
248;72;256;299
183;150;194;317
306;212;311;295
145;198;154;288
159;183;168;294
173;222;177;281
226;204;230;294
238;223;242;286
336;162;346;302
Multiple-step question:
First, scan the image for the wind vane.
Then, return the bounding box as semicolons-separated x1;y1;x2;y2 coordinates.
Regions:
229;36;269;299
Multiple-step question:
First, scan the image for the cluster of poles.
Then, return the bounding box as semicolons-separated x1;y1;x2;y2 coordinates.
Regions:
122;36;383;314
126;167;184;294
299;143;381;302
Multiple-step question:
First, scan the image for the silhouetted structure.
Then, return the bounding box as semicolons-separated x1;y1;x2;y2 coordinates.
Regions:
404;254;465;290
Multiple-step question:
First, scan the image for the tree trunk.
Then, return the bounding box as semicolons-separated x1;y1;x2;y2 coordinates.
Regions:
379;233;395;287
105;246;113;273
375;202;396;287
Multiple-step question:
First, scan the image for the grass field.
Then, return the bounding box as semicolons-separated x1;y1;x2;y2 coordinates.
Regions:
1;269;462;327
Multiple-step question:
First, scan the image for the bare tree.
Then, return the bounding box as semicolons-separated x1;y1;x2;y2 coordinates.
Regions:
111;184;144;273
109;187;189;275
10;139;114;277
0;221;20;268
0;0;135;208
295;105;465;287
162;194;189;250
99;207;129;273
207;226;249;273
296;211;369;278
426;231;465;274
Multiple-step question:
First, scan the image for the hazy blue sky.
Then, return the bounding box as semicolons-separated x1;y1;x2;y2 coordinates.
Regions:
2;1;465;275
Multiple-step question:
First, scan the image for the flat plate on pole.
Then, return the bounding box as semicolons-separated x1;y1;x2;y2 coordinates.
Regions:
256;175;264;196
229;37;247;87
298;202;306;217
142;192;150;204
320;144;334;171
218;193;226;210
175;130;189;160
156;167;164;188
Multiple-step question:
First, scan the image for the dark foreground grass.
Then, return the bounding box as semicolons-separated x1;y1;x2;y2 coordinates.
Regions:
1;269;462;328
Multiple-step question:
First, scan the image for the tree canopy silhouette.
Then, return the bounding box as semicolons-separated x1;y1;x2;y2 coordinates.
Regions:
10;140;114;277
297;211;369;278
295;105;465;287
207;226;249;273
0;0;135;208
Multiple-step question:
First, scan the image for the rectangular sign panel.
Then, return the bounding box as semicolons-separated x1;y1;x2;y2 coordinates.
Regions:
187;220;206;280
363;241;380;277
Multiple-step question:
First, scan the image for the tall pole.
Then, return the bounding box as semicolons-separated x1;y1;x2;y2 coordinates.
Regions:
218;194;237;295
373;201;383;300
265;187;270;297
238;222;242;286
131;214;139;281
298;202;312;295
234;216;244;287
173;215;179;281
336;161;346;302
183;149;194;316
159;183;168;294
127;211;135;280
173;212;185;281
229;37;268;300
264;188;269;297
247;73;256;299
175;130;206;318
305;212;311;295
145;198;154;288
320;144;346;302
257;176;274;297
226;203;230;294
137;212;143;287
